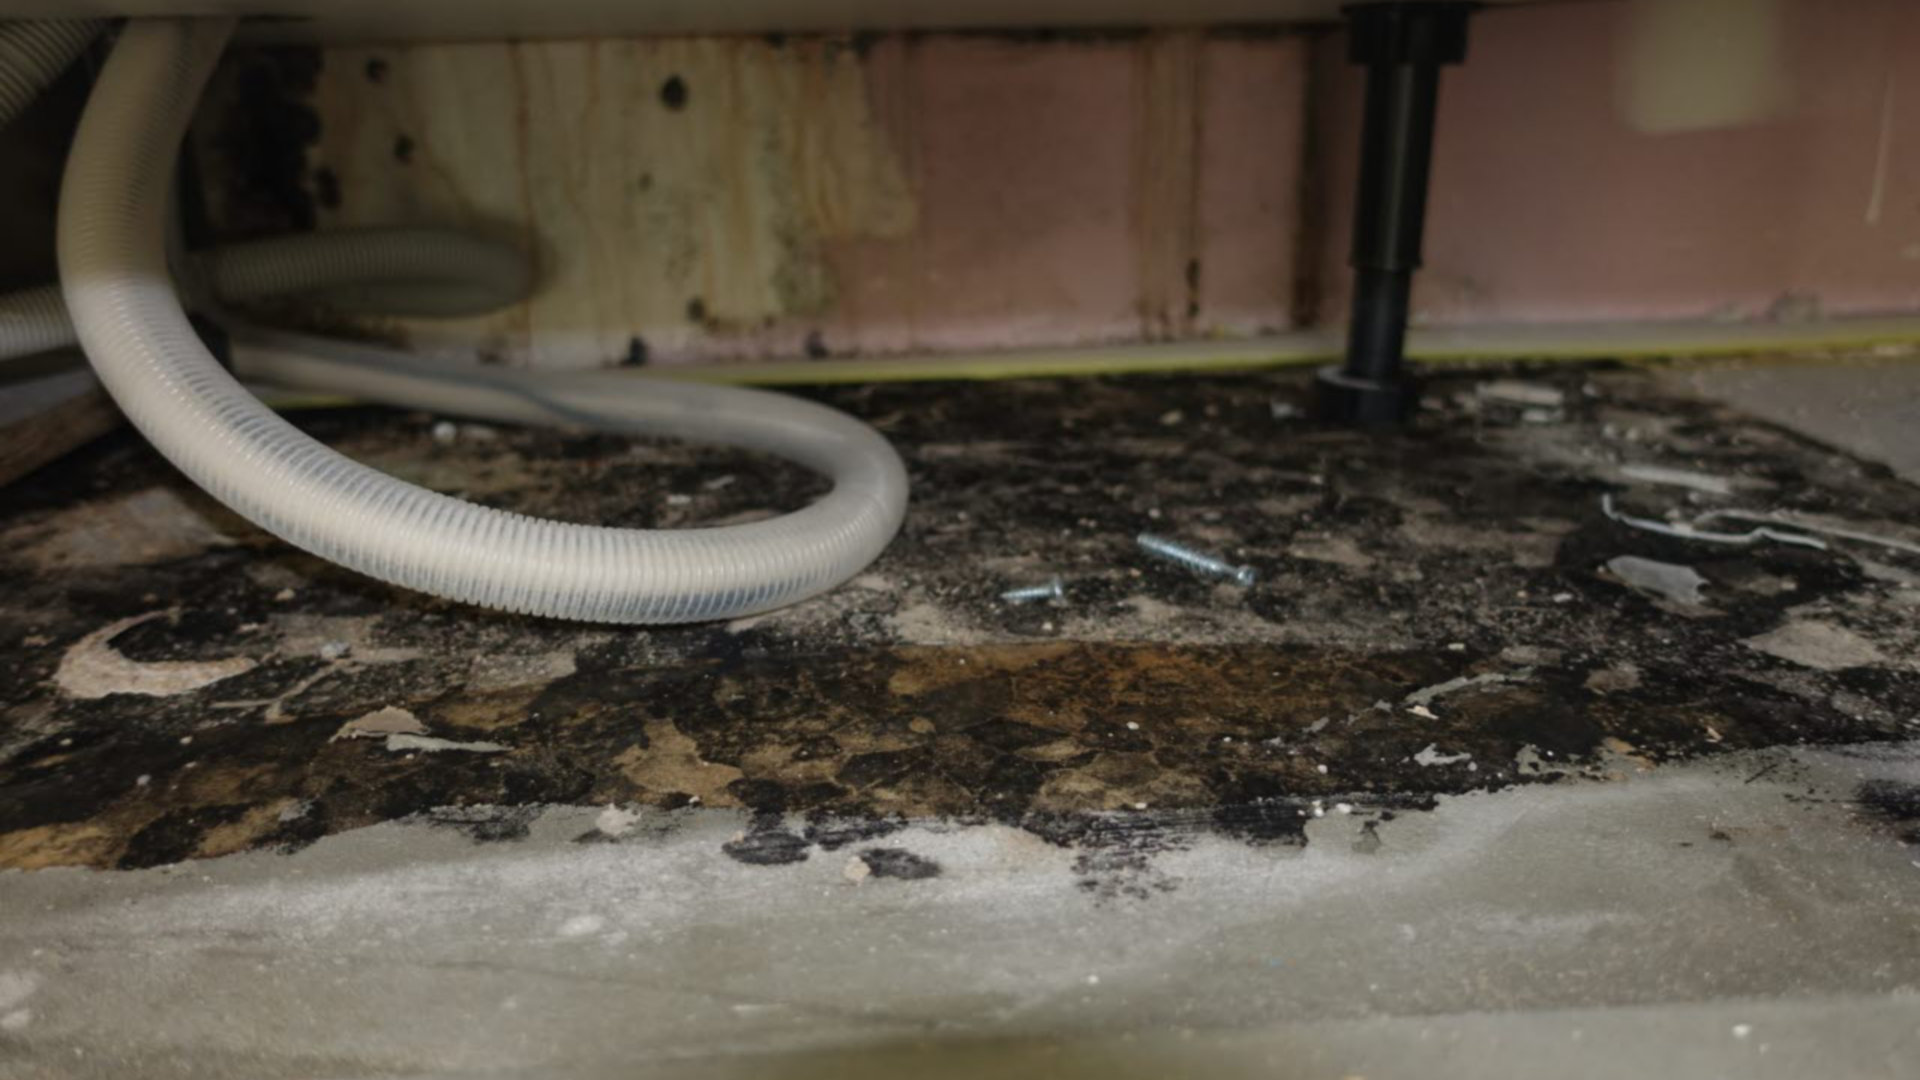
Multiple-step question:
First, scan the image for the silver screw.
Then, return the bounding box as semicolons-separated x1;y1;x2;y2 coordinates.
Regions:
1000;576;1065;605
1136;533;1257;586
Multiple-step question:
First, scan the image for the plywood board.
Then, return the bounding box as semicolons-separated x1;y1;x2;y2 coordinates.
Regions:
196;32;1311;368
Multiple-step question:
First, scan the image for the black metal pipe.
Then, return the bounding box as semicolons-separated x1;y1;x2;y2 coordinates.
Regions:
1317;2;1474;425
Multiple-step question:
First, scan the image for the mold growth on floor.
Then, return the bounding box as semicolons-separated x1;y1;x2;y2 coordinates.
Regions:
1;362;1917;871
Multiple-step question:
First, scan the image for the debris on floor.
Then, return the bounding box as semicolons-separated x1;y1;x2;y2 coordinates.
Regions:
1604;555;1709;605
1;361;1918;872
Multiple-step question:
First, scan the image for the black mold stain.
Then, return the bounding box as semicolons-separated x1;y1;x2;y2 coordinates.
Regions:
805;815;904;851
364;57;389;83
425;805;542;844
118;805;251;869
723;815;810;865
392;134;415;164
685;296;708;324
659;75;689;110
202;46;325;235
312;165;341;210
624;335;650;367
804;330;830;360
1857;779;1920;844
4;365;1920;874
942;27;1151;46
858;847;941;879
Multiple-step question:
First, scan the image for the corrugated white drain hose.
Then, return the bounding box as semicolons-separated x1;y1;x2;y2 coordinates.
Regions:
59;18;909;624
2;227;532;361
0;18;103;128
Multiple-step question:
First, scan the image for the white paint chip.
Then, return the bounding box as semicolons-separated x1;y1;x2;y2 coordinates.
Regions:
1743;621;1888;671
1618;463;1738;495
1413;745;1473;767
1606;555;1708;605
332;706;428;742
1477;380;1565;408
385;733;510;754
1406;671;1523;706
54;612;257;700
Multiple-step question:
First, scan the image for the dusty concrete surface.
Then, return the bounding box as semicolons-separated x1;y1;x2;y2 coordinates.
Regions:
1662;351;1920;484
0;356;1918;1077
0;741;1916;1079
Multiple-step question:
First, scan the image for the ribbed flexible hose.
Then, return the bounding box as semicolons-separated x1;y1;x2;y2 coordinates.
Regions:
60;19;908;624
2;228;531;361
0;19;103;128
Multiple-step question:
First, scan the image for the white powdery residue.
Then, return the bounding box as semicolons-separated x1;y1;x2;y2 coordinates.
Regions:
0;971;40;1012
54;612;258;700
557;914;606;938
0;1009;28;1032
843;856;871;885
595;805;641;838
1413;744;1473;767
385;733;509;754
1617;464;1737;496
466;650;577;693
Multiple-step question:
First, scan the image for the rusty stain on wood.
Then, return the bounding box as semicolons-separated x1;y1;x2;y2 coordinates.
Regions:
194;33;1314;368
267;37;918;367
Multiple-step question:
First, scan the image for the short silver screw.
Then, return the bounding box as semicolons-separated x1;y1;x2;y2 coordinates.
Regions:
1136;533;1257;586
1000;576;1065;605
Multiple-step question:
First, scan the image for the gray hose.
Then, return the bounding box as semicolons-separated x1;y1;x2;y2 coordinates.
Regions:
1;228;533;362
61;19;908;624
0;19;104;128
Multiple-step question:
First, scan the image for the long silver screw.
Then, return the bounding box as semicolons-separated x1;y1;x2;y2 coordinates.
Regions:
1000;576;1065;605
1136;533;1257;586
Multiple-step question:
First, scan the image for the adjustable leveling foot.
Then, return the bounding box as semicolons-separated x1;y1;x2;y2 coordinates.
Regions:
1315;2;1476;425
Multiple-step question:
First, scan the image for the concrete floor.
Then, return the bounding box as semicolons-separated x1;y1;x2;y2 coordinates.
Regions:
1;354;1918;1079
1;741;1916;1079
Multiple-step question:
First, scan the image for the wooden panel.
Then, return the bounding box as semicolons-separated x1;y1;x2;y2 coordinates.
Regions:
197;32;1312;369
9;0;1361;43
